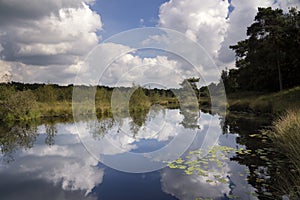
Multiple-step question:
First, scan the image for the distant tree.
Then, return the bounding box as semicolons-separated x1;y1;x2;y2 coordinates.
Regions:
35;84;57;103
57;86;73;101
129;86;150;110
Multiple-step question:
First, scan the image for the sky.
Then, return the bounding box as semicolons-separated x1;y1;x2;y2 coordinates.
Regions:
92;0;169;39
0;0;300;86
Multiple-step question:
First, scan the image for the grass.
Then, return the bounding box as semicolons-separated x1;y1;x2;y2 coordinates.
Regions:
227;86;300;114
262;109;300;198
35;93;151;120
268;109;300;169
37;101;113;119
37;101;73;118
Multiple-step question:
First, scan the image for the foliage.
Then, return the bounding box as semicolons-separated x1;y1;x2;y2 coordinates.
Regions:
0;84;15;101
35;84;57;102
0;88;39;121
224;7;300;92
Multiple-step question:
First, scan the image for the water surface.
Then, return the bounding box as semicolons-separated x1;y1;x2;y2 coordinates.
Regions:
0;108;287;200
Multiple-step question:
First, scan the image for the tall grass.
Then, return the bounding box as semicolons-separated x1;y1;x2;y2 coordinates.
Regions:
270;109;300;167
264;109;300;198
37;101;73;118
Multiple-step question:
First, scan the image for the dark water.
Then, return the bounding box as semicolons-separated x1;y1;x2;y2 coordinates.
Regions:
0;108;291;200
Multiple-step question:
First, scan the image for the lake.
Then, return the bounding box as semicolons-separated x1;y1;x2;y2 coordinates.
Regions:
0;108;290;200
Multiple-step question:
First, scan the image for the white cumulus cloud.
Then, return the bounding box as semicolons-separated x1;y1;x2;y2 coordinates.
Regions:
159;0;230;59
0;0;102;84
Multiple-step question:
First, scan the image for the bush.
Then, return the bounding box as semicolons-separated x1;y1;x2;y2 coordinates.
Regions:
0;90;39;121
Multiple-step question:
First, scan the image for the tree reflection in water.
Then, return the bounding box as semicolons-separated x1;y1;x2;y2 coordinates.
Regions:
44;120;58;146
0;118;69;163
0;121;38;162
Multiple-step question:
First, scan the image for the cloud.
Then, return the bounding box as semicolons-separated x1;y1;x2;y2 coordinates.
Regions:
73;39;208;87
0;2;101;65
0;0;102;84
0;60;12;82
0;0;95;23
0;61;80;84
74;42;135;85
159;0;230;59
79;24;225;87
274;0;300;11
101;53;187;88
157;0;230;83
161;165;231;200
139;18;145;27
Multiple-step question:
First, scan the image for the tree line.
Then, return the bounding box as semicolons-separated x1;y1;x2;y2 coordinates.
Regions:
0;79;202;121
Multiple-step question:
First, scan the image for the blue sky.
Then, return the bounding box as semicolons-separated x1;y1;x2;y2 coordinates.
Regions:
92;0;169;39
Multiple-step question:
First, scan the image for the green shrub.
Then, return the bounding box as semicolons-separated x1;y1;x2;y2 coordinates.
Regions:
0;90;39;121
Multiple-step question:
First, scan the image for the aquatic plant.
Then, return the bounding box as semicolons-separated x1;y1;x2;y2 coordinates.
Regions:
167;145;252;183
